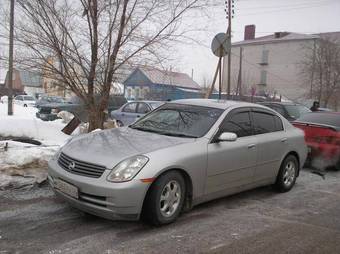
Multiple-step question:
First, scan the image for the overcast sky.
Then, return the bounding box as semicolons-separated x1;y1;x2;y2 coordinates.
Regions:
1;0;340;84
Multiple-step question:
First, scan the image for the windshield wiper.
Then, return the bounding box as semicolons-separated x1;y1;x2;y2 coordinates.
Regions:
158;131;198;138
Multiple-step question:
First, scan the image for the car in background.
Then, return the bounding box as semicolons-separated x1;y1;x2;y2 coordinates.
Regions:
111;100;164;126
316;107;333;112
36;96;66;108
293;112;340;170
36;95;127;121
14;95;36;107
260;102;311;121
48;99;307;225
0;96;8;104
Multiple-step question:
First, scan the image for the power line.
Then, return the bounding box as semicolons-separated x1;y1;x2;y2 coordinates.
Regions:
237;1;338;16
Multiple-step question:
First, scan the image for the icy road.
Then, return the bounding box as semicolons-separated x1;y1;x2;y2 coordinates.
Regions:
1;169;340;254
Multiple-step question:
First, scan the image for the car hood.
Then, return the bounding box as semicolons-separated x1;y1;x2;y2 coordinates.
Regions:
62;127;195;169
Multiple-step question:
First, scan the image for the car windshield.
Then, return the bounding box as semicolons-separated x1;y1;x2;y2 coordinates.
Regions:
130;103;223;138
285;105;311;119
296;113;340;127
23;96;35;101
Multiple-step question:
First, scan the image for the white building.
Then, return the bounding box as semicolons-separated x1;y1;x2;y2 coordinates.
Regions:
222;25;319;101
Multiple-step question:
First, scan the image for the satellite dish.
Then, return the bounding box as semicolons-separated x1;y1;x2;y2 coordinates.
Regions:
211;33;230;57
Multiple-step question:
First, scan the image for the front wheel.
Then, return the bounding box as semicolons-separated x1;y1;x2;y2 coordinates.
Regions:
275;155;298;192
142;171;186;226
23;104;27;107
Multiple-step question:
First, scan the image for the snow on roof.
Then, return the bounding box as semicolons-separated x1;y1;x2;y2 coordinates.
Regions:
139;67;201;90
232;32;319;47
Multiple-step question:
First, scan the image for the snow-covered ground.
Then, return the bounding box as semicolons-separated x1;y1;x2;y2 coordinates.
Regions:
0;103;71;188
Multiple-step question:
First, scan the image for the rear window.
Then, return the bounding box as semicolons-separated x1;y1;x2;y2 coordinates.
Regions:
296;113;340;127
285;105;311;119
252;111;284;134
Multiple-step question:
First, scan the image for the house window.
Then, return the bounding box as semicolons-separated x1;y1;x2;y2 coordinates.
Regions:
135;87;140;99
260;49;269;65
127;88;132;98
260;70;267;85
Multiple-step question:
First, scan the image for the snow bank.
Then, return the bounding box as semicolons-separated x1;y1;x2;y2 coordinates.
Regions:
0;104;69;145
0;104;70;170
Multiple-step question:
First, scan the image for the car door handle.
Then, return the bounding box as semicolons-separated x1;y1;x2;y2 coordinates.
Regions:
247;144;256;149
281;138;288;143
137;115;140;118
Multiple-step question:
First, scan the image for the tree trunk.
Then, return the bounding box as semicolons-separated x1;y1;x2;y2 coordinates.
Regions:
88;107;106;131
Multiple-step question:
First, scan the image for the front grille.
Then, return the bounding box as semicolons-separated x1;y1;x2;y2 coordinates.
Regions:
58;152;106;178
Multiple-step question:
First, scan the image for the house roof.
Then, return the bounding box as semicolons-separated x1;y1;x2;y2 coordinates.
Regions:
232;32;319;47
317;31;340;42
138;67;201;90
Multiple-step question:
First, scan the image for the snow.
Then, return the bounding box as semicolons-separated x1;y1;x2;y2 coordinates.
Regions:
0;103;70;170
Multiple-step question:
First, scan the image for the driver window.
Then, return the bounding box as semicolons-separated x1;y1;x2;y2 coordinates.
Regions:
220;111;253;138
137;103;150;114
122;102;137;113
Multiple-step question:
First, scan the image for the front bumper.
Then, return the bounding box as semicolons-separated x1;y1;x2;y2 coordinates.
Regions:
48;158;150;221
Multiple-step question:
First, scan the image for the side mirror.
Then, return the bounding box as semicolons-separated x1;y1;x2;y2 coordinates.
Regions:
218;132;237;142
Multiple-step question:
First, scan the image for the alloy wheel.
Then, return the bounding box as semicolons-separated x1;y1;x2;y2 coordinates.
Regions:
159;180;181;218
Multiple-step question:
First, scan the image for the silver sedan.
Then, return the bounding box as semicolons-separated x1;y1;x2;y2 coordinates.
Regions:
48;99;307;225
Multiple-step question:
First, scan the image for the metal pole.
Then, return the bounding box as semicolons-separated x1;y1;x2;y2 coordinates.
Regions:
227;0;232;99
7;0;15;116
236;47;243;98
218;56;222;100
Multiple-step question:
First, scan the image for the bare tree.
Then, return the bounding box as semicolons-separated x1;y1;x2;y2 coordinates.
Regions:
2;0;213;130
300;36;340;109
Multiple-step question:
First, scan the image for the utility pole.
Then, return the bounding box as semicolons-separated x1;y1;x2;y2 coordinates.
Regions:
7;0;15;115
225;0;234;99
236;47;243;98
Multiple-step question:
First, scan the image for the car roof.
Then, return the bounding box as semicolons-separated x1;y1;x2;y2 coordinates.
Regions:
260;101;301;106
128;100;163;104
170;99;262;110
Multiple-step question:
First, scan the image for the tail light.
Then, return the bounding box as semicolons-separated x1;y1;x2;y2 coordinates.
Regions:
312;136;338;144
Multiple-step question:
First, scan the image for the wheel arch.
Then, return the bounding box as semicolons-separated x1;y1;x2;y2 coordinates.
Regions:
141;168;194;216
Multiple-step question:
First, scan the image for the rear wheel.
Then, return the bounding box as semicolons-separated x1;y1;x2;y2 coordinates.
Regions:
143;171;186;226
116;120;123;127
335;159;340;171
275;155;298;192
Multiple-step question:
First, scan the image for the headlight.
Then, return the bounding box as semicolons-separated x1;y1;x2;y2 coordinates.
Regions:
107;155;149;182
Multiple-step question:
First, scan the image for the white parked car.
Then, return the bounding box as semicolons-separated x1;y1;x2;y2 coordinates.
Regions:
0;96;8;104
14;95;36;107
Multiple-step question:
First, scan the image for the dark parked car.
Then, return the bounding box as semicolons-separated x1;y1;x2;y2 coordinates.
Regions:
293;112;340;170
36;95;127;121
260;102;311;121
111;101;164;126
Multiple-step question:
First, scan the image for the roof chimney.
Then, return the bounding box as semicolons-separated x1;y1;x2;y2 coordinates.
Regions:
244;25;256;40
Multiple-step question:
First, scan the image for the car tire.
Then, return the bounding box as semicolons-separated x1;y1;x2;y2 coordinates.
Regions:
24;104;27;107
142;171;186;226
335;159;340;171
116;120;124;127
275;155;298;193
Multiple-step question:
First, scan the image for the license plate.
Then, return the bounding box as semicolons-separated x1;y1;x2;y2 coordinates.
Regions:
40;114;47;118
54;179;78;199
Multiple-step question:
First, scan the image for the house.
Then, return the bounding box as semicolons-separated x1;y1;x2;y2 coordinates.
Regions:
123;67;202;101
4;69;44;97
222;25;321;102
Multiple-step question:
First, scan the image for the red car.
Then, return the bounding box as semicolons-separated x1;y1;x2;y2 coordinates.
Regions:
293;112;340;170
